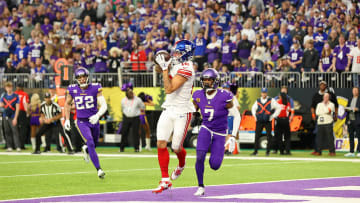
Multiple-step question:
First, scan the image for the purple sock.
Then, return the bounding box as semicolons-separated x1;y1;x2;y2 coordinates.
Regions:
87;142;100;169
195;150;207;186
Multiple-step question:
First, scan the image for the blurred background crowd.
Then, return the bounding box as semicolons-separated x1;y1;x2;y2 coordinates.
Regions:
0;0;359;78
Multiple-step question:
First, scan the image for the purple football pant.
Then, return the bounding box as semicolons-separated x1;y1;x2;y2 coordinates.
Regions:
76;119;101;169
195;127;226;186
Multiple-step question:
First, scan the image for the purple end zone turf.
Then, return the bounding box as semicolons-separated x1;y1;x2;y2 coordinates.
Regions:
3;176;360;202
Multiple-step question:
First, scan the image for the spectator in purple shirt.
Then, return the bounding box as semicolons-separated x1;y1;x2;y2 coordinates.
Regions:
94;42;108;73
332;34;351;73
237;33;253;67
221;34;237;70
81;45;95;72
319;43;334;72
154;28;169;53
205;35;221;64
288;37;303;72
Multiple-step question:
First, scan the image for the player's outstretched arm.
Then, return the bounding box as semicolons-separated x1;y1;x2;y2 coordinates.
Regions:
96;92;108;117
162;70;187;94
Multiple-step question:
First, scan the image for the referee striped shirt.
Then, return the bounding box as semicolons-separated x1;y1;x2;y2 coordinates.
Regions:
40;101;61;119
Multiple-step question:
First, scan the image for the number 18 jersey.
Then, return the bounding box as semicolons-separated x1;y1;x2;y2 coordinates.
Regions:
192;89;233;134
67;83;101;119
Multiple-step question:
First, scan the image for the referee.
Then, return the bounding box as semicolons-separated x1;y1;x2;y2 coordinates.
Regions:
120;83;145;152
32;93;74;154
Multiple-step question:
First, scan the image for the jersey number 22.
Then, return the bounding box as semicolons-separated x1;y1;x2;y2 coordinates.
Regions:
75;96;95;110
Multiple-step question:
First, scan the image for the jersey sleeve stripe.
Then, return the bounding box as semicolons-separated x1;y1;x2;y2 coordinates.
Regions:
177;73;192;78
177;70;192;77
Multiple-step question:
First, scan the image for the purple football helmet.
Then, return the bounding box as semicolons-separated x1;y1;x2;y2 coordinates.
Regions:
75;67;89;88
121;82;134;91
200;68;220;90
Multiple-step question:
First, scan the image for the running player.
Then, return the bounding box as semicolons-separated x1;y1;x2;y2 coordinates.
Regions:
64;67;107;179
192;68;237;196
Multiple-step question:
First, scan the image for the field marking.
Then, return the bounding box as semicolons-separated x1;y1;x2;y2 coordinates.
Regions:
1;152;360;163
1;175;360;203
0;161;306;178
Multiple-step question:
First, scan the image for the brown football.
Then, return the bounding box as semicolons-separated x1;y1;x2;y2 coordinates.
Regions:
154;50;171;66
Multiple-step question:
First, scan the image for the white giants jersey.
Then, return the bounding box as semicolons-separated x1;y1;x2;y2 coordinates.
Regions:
161;61;196;114
349;47;360;72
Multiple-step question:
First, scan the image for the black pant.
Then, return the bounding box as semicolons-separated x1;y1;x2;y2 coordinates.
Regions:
69;114;83;152
348;121;360;153
254;121;272;153
120;115;140;150
316;123;335;153
17;110;29;148
275;118;291;153
35;122;73;152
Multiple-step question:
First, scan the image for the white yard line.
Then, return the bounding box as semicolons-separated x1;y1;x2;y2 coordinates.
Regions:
0;161;305;178
1;175;360;202
1;152;360;163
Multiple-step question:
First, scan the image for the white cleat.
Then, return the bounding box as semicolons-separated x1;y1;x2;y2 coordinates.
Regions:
97;169;105;179
16;148;21;152
357;153;360;157
344;153;355;157
152;180;172;194
194;187;205;196
82;145;90;163
171;165;185;180
145;146;152;151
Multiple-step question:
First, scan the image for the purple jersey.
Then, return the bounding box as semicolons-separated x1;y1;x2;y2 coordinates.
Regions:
192;89;233;134
333;45;351;71
221;42;236;65
289;48;303;68
29;43;43;62
67;83;102;119
321;55;333;72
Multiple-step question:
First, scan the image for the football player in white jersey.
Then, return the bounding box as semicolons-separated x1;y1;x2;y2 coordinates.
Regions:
152;40;196;193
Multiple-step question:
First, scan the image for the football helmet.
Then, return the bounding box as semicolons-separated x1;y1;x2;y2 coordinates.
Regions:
75;67;89;88
172;40;195;64
200;68;220;91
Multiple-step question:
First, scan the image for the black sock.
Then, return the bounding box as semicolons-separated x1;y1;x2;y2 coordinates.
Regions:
199;184;204;187
96;168;101;171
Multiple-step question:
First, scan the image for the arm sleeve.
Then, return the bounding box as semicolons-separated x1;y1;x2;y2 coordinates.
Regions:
251;101;257;117
315;103;323;116
229;106;241;137
271;99;281;118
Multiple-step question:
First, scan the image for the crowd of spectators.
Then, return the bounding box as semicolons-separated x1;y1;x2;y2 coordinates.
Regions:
0;0;359;81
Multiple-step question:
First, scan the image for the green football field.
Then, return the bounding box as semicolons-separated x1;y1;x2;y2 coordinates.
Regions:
1;146;360;202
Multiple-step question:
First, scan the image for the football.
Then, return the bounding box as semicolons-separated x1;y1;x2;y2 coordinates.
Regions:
154;50;171;66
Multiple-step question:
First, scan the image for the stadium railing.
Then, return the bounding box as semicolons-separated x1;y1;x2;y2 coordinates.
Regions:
119;62;156;88
340;72;360;88
2;70;360;89
301;72;339;88
0;73;30;88
263;72;301;88
230;72;264;88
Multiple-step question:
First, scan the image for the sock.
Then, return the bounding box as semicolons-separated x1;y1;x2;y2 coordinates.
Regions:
175;148;186;168
195;150;207;186
87;143;100;169
41;136;46;146
31;138;36;150
199;184;204;187
146;138;151;148
157;147;169;178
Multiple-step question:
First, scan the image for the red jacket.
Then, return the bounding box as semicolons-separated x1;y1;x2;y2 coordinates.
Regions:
130;50;147;71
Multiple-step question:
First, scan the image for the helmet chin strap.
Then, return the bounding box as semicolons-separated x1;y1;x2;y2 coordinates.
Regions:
79;83;88;88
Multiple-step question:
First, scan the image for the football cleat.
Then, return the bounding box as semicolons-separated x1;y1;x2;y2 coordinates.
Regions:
344;153;355;157
171;165;185;180
97;169;105;179
357;153;360;157
194;187;205;196
82;145;90;163
152;180;172;194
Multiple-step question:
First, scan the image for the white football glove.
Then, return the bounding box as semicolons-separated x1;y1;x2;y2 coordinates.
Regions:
225;136;236;153
89;114;100;125
64;120;71;131
155;54;172;71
